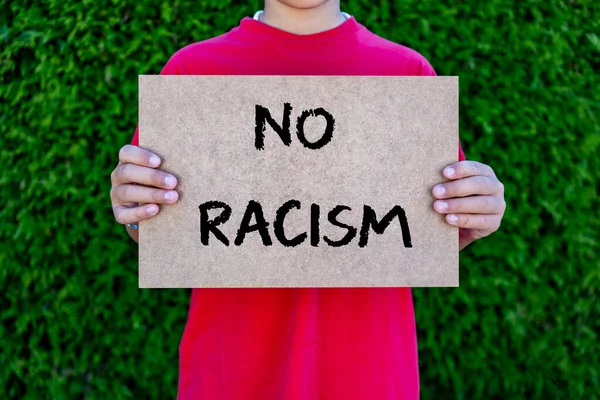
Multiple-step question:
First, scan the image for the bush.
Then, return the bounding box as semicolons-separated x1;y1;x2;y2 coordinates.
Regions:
1;0;598;398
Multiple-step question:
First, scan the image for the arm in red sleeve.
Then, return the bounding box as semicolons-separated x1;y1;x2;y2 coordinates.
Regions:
129;51;184;146
420;58;466;162
459;140;466;161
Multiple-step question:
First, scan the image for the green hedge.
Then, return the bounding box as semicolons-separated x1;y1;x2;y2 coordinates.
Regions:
1;0;598;398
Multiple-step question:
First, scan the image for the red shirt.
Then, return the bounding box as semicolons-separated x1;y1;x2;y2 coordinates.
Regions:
131;15;465;400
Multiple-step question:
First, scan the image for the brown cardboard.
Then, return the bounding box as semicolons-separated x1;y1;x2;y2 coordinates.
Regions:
138;75;458;288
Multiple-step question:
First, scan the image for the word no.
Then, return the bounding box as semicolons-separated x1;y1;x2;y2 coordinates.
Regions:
255;103;335;150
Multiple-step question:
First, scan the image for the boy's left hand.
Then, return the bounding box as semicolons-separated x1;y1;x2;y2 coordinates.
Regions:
432;161;506;249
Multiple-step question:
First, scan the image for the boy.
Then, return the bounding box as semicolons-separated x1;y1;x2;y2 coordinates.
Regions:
109;1;506;398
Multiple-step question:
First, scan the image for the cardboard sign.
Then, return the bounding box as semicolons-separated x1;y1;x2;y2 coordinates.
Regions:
138;75;458;288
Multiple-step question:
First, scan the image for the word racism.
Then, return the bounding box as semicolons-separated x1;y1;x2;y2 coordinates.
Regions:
199;103;413;248
200;200;412;248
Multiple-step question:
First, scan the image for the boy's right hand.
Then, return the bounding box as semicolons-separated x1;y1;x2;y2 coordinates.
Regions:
110;145;179;226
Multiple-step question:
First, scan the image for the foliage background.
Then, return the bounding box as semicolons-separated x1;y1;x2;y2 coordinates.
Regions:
1;0;599;398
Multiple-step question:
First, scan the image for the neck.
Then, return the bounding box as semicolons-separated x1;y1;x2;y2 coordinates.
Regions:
261;0;346;35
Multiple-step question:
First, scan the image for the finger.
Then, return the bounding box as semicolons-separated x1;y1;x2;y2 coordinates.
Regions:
432;176;503;199
114;203;160;225
118;144;162;168
110;184;179;205
442;160;496;180
445;213;503;230
111;162;178;189
434;196;506;214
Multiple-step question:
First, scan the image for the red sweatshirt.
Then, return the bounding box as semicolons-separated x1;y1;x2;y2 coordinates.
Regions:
131;15;465;400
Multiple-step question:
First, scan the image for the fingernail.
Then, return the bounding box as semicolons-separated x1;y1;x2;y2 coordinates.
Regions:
436;201;448;212
444;167;455;178
447;214;458;224
165;191;177;201
146;205;159;215
150;155;160;167
165;175;175;187
433;185;446;197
